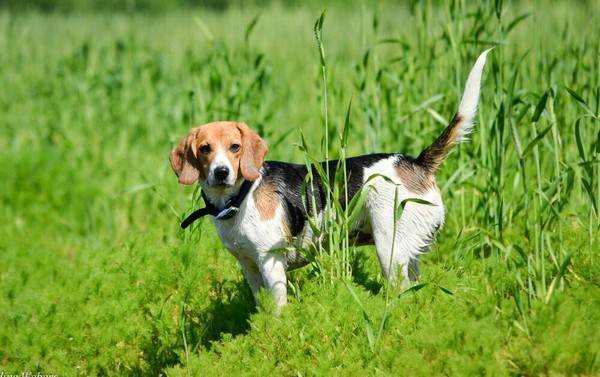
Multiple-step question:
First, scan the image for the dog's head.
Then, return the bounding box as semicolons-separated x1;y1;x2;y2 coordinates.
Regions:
170;121;268;187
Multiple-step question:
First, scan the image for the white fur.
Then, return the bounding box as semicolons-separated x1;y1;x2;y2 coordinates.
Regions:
200;146;240;208
207;146;236;187
212;177;290;307
363;157;445;285
456;48;492;141
200;180;242;209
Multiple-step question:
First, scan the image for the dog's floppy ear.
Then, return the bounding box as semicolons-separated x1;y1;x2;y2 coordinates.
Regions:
237;123;268;181
170;134;200;185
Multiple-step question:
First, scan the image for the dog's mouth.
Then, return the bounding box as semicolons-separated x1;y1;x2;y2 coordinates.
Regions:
209;181;234;188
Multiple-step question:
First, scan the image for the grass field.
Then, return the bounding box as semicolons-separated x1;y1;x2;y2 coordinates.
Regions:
1;0;599;375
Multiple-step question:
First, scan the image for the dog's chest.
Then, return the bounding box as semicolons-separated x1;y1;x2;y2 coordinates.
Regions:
212;199;288;255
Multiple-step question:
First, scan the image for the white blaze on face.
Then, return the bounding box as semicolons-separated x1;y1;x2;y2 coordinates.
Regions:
208;145;235;186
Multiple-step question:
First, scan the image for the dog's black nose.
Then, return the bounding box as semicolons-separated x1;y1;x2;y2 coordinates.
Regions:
214;166;229;181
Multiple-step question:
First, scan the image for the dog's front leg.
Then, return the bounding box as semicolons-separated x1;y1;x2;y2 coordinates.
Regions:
257;252;287;309
236;256;264;305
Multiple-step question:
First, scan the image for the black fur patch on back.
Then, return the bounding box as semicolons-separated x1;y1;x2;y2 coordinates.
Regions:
260;154;393;237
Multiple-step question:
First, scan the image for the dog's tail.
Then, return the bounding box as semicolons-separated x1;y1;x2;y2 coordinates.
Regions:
415;49;492;174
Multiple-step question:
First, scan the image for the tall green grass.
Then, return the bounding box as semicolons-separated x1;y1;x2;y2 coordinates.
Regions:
297;0;599;311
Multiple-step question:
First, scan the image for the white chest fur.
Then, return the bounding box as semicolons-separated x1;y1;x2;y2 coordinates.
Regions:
212;183;289;257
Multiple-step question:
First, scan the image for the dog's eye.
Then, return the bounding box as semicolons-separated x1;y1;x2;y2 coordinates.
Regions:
199;145;211;155
230;143;240;153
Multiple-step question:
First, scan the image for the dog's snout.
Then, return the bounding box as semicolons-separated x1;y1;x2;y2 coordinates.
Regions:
214;166;230;181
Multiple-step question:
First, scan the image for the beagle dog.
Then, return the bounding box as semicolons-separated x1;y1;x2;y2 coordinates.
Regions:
170;50;490;308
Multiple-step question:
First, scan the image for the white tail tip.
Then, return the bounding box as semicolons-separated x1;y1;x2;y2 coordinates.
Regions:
457;48;493;137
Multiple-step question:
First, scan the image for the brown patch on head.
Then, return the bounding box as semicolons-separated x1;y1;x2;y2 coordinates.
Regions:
237;123;268;181
395;158;437;194
253;180;279;220
170;132;202;185
169;121;268;185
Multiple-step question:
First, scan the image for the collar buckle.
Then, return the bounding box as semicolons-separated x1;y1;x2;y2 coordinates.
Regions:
180;180;253;229
215;206;239;220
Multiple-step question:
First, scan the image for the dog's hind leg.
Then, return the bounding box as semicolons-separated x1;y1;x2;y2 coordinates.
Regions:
369;189;444;287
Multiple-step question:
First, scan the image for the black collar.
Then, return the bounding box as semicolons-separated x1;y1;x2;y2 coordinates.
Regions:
180;180;254;229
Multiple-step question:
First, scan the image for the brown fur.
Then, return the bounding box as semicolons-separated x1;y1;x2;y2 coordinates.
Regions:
395;159;437;193
237;123;268;181
169;136;202;185
253;180;279;220
169;121;268;185
416;114;463;174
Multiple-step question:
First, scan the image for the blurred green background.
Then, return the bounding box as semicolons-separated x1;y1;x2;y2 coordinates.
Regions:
2;0;402;12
